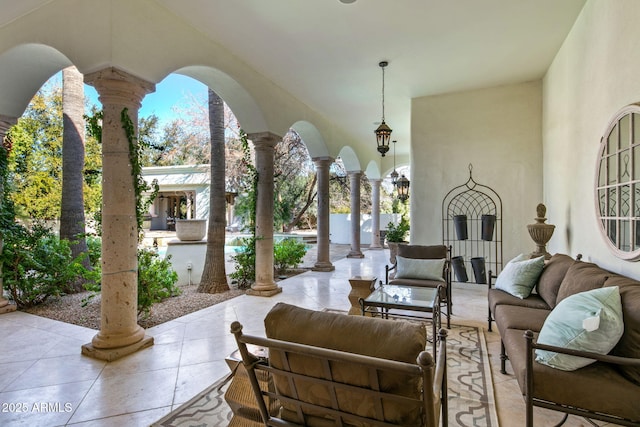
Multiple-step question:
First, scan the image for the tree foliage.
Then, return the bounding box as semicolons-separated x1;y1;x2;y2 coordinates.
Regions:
274;130;317;231
6;80;102;221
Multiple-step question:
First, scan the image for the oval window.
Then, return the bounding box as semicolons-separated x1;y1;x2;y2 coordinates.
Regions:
595;104;640;261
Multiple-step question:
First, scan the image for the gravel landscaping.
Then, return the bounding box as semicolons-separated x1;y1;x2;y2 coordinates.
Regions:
23;284;247;330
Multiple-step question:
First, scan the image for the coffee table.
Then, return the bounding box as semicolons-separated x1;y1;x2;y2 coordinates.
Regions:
359;284;441;356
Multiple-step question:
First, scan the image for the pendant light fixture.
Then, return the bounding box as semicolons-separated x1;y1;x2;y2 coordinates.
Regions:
375;61;392;156
390;140;399;185
397;174;410;202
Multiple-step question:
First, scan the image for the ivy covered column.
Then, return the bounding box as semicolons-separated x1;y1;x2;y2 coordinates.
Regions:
347;170;364;258
312;156;334;271
247;132;282;296
82;68;155;361
0;115;17;314
369;179;383;249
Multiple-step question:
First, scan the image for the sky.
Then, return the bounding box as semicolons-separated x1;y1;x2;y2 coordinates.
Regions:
84;73;208;125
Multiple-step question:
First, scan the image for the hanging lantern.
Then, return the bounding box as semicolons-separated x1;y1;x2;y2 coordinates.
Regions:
397;174;410;202
375;61;392;156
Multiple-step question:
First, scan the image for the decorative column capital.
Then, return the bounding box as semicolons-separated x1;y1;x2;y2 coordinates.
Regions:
247;131;281;149
312;156;334;165
85;67;155;109
347;170;363;178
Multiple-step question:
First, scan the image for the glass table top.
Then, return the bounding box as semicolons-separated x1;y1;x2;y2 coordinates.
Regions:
363;284;438;309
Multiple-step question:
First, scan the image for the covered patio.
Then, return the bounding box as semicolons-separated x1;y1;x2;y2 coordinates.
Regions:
2;1;640;425
0;248;594;427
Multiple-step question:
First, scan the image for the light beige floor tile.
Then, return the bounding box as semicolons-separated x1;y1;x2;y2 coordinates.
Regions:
99;342;182;378
3;354;105;391
172;359;230;405
66;407;170;427
0;380;94;427
0;361;35;391
68;367;178;423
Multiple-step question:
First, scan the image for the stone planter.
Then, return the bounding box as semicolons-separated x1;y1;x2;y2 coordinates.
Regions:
175;219;207;241
387;241;407;265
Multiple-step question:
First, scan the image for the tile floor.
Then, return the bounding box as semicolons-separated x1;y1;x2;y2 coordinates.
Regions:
0;248;617;426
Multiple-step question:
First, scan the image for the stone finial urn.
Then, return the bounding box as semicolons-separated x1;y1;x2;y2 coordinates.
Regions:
527;203;555;260
175;219;207;241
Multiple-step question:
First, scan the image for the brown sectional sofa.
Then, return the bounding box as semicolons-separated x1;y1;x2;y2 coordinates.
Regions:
488;253;640;426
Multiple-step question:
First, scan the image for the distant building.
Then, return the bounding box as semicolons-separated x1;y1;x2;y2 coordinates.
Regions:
142;165;211;230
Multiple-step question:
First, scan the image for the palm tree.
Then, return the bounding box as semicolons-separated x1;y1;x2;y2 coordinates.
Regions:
60;66;90;291
198;89;230;293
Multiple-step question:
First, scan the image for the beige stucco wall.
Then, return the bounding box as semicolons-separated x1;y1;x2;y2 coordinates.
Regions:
543;0;640;278
411;81;543;262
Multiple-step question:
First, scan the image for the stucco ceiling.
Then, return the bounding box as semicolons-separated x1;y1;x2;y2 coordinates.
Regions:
158;0;586;156
0;0;586;161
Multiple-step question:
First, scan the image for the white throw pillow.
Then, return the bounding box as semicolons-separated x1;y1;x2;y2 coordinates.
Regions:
494;254;545;299
395;256;445;281
535;286;624;371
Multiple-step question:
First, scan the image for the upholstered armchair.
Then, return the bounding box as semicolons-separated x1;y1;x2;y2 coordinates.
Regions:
385;244;452;328
231;302;448;427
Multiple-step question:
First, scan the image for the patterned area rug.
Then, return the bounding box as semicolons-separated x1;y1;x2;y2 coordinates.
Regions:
152;322;499;427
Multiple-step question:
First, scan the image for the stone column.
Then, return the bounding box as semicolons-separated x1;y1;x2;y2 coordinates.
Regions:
82;68;155;361
186;192;193;219
0;115;17;314
312;156;334;271
247;132;282;296
347;170;364;258
369;178;383;249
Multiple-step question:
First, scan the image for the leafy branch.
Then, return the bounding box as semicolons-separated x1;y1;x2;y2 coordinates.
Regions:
121;108;159;241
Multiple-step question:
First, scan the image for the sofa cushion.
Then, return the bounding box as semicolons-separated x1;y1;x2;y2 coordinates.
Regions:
264;303;427;425
495;254;545;299
556;261;609;304
493;304;550;336
488;288;550;315
605;275;640;385
503;328;640;422
536;253;575;308
535;287;624;371
398;244;447;260
395;256;445;281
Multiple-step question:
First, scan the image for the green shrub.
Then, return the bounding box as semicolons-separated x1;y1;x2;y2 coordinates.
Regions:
274;238;307;275
137;248;180;317
1;221;93;308
230;236;256;289
386;215;410;242
85;235;102;268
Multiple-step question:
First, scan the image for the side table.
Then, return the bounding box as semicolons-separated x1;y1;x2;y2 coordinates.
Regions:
348;276;377;316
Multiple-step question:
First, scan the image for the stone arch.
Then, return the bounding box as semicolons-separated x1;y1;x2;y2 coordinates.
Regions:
364;161;382;180
173;65;268;134
337;146;361;172
0;43;73;117
290;120;329;159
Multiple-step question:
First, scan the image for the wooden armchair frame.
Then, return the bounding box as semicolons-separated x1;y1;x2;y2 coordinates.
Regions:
231;321;448;427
